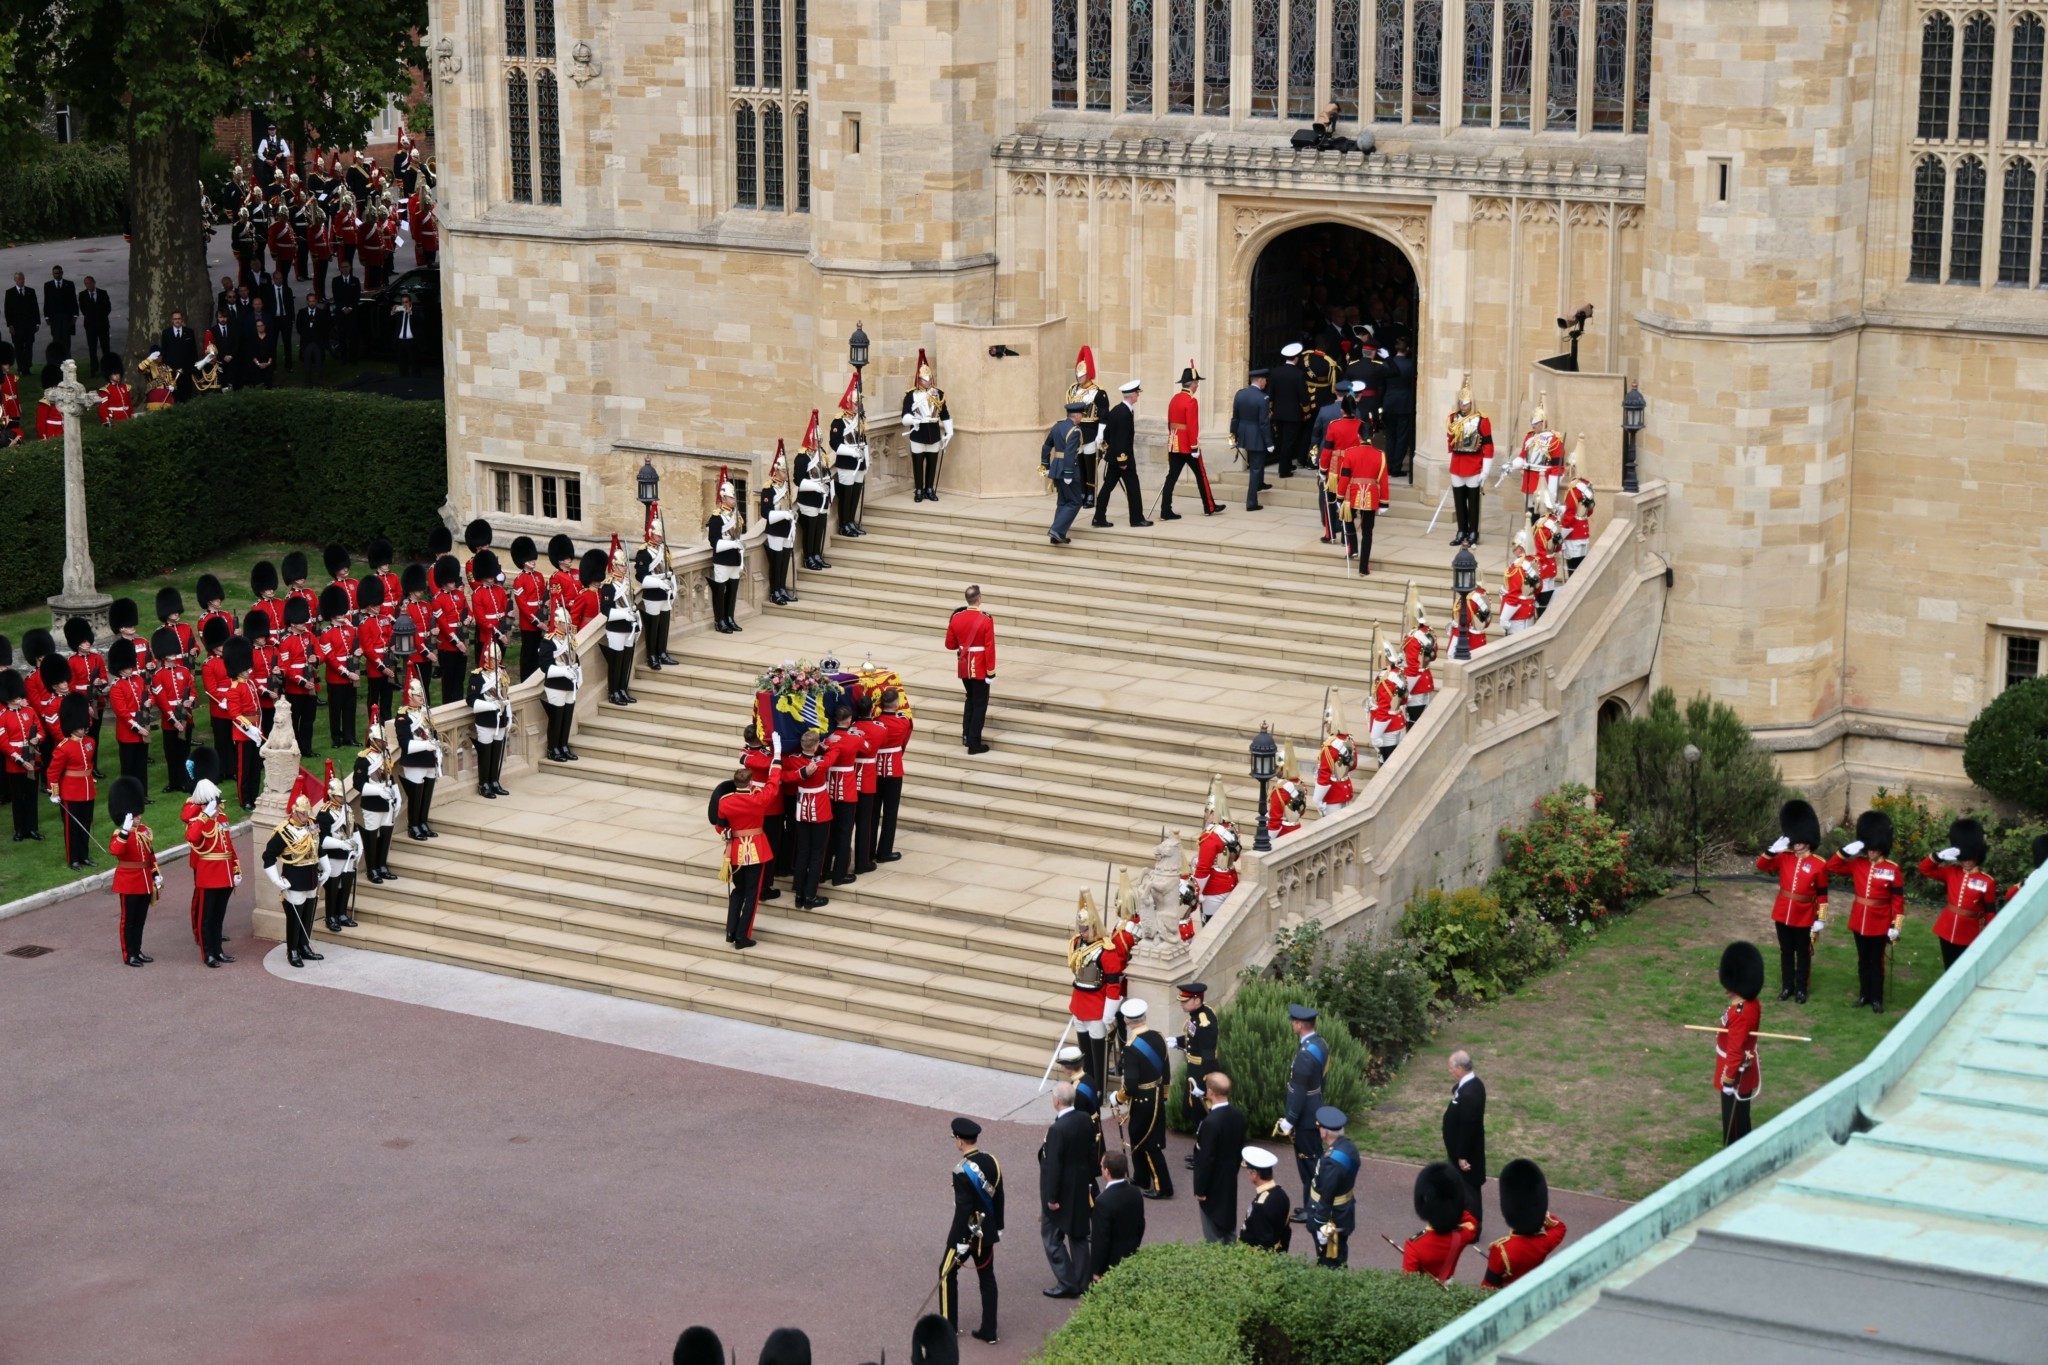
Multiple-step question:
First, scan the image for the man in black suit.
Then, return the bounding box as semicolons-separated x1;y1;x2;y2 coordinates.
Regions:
5;271;40;370
1088;1151;1145;1283
1037;1081;1094;1299
77;275;112;374
158;311;200;400
1381;337;1418;478
391;294;423;377
296;293;332;386
41;266;78;363
1092;379;1152;528
1443;1048;1488;1233
266;273;296;369
1190;1071;1248;1242
330;262;363;361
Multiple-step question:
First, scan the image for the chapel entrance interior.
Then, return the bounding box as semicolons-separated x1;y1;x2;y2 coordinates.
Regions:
1248;222;1420;373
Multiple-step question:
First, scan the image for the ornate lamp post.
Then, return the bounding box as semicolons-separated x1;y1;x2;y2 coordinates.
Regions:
390;609;419;696
636;458;660;510
44;359;110;640
1249;722;1278;853
1622;381;1646;494
1451;546;1478;662
847;322;870;374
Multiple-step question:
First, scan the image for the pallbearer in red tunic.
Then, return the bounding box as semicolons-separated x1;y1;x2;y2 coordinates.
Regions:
1484;1159;1567;1289
1757;799;1828;1004
1194;777;1241;921
1714;940;1765;1145
1921;817;2000;971
1268;739;1306;840
108;776;160;966
1403;1162;1479;1282
786;729;833;911
872;688;913;863
1401;585;1436;727
1444;372;1494;547
715;748;784;950
1829;809;1907;1013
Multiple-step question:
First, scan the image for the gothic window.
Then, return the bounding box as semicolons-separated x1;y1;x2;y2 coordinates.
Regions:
1253;0;1282;115
537;69;561;205
1592;0;1628;131
533;0;555;59
2000;158;2036;283
734;104;758;208
1330;0;1361;118
506;0;527;57
1464;0;1493;126
762;102;785;209
1918;13;1953;140
504;0;561;206
1910;155;1945;281
508;68;533;202
1374;0;1404;122
796;106;811;210
1128;0;1155;111
1087;0;1114;109
734;0;809;213
1288;0;1317;118
762;0;784;88
1053;0;1079;108
1950;154;1987;282
1501;0;1534;127
1959;13;1995;141
1169;0;1196;112
1631;0;1653;134
1411;0;1441;123
1204;0;1231;114
734;0;756;86
2012;15;2044;143
1548;0;1579;130
795;0;808;89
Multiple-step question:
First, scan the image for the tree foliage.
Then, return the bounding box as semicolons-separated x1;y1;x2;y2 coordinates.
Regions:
1963;676;2048;816
1595;687;1785;865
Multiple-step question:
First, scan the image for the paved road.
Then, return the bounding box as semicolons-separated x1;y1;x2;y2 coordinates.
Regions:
0;852;1627;1364
0;232;238;371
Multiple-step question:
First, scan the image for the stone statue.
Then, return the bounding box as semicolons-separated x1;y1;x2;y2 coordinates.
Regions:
1133;831;1186;928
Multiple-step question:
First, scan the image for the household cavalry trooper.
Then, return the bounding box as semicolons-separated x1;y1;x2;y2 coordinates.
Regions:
1306;1107;1361;1268
1369;627;1409;764
1831;809;1906;1014
396;675;444;842
352;709;402;883
1314;694;1357;817
1401;583;1436;727
795;411;834;571
1066;345;1110;508
1169;981;1219;1129
1758;799;1829;1003
1117;997;1173;1199
263;791;328;969
637;498;680;665
705;470;745;636
1268;739;1306;839
1276;1002;1328;1222
1532;496;1565;616
318;760;362;932
1514;394;1563;525
1067;891;1112;1089
1560;441;1594;578
1449;575;1492;656
1501;530;1539;635
467;634;513;799
940;1115;1004;1346
830;371;870;537
1194;777;1241;924
903;349;955;503
601;535;643;700
760;440;799;604
1445;372;1493;547
538;604;582;762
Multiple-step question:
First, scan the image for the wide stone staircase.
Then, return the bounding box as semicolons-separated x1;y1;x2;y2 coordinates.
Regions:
322;476;1502;1074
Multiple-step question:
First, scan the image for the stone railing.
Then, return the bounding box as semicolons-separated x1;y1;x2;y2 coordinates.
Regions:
1125;482;1670;1017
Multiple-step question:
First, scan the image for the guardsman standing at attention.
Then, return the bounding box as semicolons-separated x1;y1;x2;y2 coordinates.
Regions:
538;604;581;763
467;636;513;799
1161;361;1221;519
1501;531;1538;636
148;626;195;792
1268;739;1306;839
362;541;401;623
830;372;870;537
1043;398;1088;546
108;775;160;966
1513;396;1562;525
1714;940;1765;1145
1829;809;1906;1013
1921;817;2000;971
1531;497;1564;616
353;712;402;883
761;441;799;604
903;353;955;503
795;412;834;571
324;542;359;611
706;472;744;636
637;504;679;667
430;553;470;706
1194;779;1241;923
1402;586;1436;727
1485;1159;1568;1289
509;536;549;679
317;584;360;748
944;584;996;755
852;693;886;874
263;792;328;969
1314;695;1357;817
601;542;642;694
1117;998;1173;1199
1;659;42;842
1238;1148;1292;1251
468;550;509;666
1306;1107;1361;1268
941;1115;1005;1346
279;596;320;757
1170;981;1219;1129
281;551;319;625
1757;799;1828;1004
1403;1162;1478;1281
222;636;265;809
100;362;133;424
570;548;604;634
1444;373;1493;547
546;533;581;611
184;750;242;967
714;736;783;949
158;584;196;659
1277;1003;1328;1221
48;694;99;869
107;640;152;795
356;576;394;723
319;760;362;933
1067;346;1110;507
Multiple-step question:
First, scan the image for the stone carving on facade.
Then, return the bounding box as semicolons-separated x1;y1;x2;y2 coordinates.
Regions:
1613;204;1643;231
1137;178;1175;204
1012;172;1046;197
1518;200;1559;224
1233;205;1278;242
1054;175;1090;199
569;41;602;86
434;36;463;79
1567;201;1610;227
1097;177;1131;200
1386;213;1429;256
1472;197;1513;222
1131;831;1186;926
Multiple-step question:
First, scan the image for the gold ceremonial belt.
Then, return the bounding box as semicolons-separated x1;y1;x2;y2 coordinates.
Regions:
1332;1192;1354;1206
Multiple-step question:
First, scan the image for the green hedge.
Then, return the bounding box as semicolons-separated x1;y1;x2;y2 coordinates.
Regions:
1963;675;2048;815
0;389;446;613
0;141;129;243
1032;1241;1483;1365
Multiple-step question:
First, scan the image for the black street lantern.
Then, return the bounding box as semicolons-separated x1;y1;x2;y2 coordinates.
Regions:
389;608;419;691
636;458;660;508
1451;546;1479;661
1621;381;1647;494
1249;722;1278;853
848;322;870;373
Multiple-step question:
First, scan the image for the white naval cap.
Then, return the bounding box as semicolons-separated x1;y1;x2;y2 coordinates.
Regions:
1056;1045;1086;1065
1119;379;1143;393
1347;380;1368;394
1242;1146;1279;1170
1280;342;1304;358
1119;998;1148;1020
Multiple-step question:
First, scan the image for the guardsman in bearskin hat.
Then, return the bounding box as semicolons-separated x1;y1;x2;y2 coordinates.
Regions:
396;675;444;841
1829;809;1907;1012
148;626;195;791
795;411;834;570
1922;817;2000;971
249;559;285;636
108;775;160;965
705;470;744;636
157;584;194;659
1306;1107;1363;1268
47;693;99;868
1195;777;1241;922
1066;346;1109;507
324;542;358;611
363;539;401;620
353;710;403;883
1171;980;1219;1129
904;350;955;503
571;546;605;633
197;616;233;758
264;789;328;968
241;609;280;740
940;1115;1003;1346
1117;997;1174;1198
63;616;108;766
29;648;68;755
0;641;39;842
830;371;870;537
318;759;362;932
1758;799;1829;1003
1444;373;1493;547
182;747;242;966
1314;694;1357;817
1714;940;1765;1143
399;561;433;696
429;551;469;706
1369;628;1409;764
110;597;150;673
107;638;152;795
317;583;359;748
541;533;577;618
467;634;513;799
279;595;320;756
468;549;509;666
193;574;232;647
1402;583;1436;726
760;440;799;605
461;518;494;588
1239;1147;1292;1251
280;550;317;623
1483;1159;1567;1288
1161;360;1221;518
356;574;394;725
222;635;265;808
636;502;680;667
1402;1159;1477;1280
1268;739;1306;840
98;358;133;424
507;536;549;680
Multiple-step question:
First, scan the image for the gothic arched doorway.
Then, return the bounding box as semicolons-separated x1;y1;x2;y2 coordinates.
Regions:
1248;222;1420;370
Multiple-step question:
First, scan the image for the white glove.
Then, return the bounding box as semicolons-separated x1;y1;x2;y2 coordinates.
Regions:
1887;925;1900;942
1313;1227;1328;1247
1276;1118;1294;1136
954;1242;970;1258
1840;840;1864;858
1811;918;1825;936
203;797;220;818
771;730;784;758
47;791;58;805
1937;847;1960;862
232;873;242;887
122;814;136;833
266;865;289;892
1768;836;1790;855
1510;456;1527;471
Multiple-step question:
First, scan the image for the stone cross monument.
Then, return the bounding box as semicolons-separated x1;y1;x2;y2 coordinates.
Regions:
44;359;111;641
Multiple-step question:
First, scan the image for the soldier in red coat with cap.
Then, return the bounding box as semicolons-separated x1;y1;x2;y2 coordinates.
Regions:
1921;817;2001;971
714;743;784;950
1483;1159;1567;1288
1756;799;1828;1004
944;584;996;754
108;775;161;966
872;688;913;863
46;694;98;869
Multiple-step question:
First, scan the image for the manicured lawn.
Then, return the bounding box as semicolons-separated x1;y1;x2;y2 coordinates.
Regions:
1358;879;1940;1201
0;538;325;642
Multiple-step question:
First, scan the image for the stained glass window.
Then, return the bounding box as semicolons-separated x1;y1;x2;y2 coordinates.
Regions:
506;0;527;58
1909;155;1944;281
762;102;784;210
734;0;755;86
1204;0;1231;114
1374;0;1403;122
1411;0;1442;124
2000;158;2035;283
735;104;757;209
537;69;561;204
1548;0;1579;130
1950;154;1986;282
1169;0;1196;112
1632;0;1653;133
1330;0;1361;118
762;0;784;89
796;106;811;211
1252;0;1281;116
1959;13;1993;141
1128;0;1155;111
508;69;532;202
2011;16;2043;143
1592;0;1627;131
1087;0;1114;109
1288;0;1317;118
1918;13;1953;140
1500;0;1532;127
795;0;808;89
1053;0;1079;108
1464;0;1494;126
534;0;555;60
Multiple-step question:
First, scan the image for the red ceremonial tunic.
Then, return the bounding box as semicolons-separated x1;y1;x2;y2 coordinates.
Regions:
0;705;36;773
1519;429;1562;495
68;648;107;698
471;582;509;652
430;589;468;652
1333;442;1389;510
852;718;886;795
47;735;96;800
278;631;319;697
1320;415;1361;471
739;742;774;784
200;655;231;721
317;622;359;686
186;811;240;889
109;675;152;746
1166;390;1200;453
35;400;62;441
875;712;913;778
823;726;865;803
1446;411;1493;478
371;570;402;617
0;371;17;421
1268;782;1303;838
225;678;264;745
716;769;784;869
1484;1216;1568;1289
1403;1214;1479;1282
1404;629;1436;701
1920;858;2001;948
110;820;160;898
150;661;195;731
512;570;549;631
100;381;134;424
1501;560;1537;626
1715;996;1761;1098
1316;737;1355;807
569;587;600;632
1069;936;1108;1022
1196;827;1239;898
944;607;996;680
1756;850;1828;929
329;575;360;610
1563;478;1594;546
1826;852;1906;937
251;597;286;636
1099;924;1135;1004
1370;675;1408;743
790;753;832;823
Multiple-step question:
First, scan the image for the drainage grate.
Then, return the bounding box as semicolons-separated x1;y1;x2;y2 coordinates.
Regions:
5;945;55;958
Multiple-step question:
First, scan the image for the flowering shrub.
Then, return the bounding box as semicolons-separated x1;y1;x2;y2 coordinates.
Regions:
1398;886;1562;1003
1490;783;1664;930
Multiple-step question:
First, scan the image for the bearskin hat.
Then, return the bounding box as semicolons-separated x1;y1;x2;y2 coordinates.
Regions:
189;745;221;784
22;627;52;664
1720;940;1765;1002
0;668;22;705
401;562;429;598
284;596;311;627
150;627;182;662
365;536;394;569
670;1326;724;1365
157;585;186;620
911;1313;959;1365
757;1328;812;1365
1950;817;1990;866
63;617;94;650
510;534;539;569
1778;799;1821;850
357;574;387;609
108;775;147;825
427;525;453;557
464;518;492;551
1414;1161;1467;1234
203;617;233;651
432;554;462;590
2034;833;2048;873
38;655;68;690
1854;810;1894;857
109;598;139;633
41;361;61;387
578;548;607;587
1498;1158;1550;1238
58;692;92;735
470;549;501;582
280;550;309;584
108;639;136;674
250;560;279;596
241;609;271;641
548;532;577;566
196;573;225;608
0;634;10;668
317;584;348;619
102;352;123;379
222;635;254;677
323;542;352;578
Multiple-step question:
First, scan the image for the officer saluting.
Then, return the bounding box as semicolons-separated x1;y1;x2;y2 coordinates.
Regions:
941;1116;1004;1346
1239;1147;1292;1250
1276;1002;1328;1222
1306;1106;1360;1268
1116;998;1173;1199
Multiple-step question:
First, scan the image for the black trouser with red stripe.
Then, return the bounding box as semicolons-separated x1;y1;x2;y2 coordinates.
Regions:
726;862;765;942
874;776;904;859
1853;930;1888;1006
61;797;95;864
1161;451;1218;515
1774;921;1812;996
328;682;357;746
195;885;231;959
794;819;830;902
118;740;148;796
120;891;150;958
855;790;878;873
829;798;859;881
9;769;40;837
